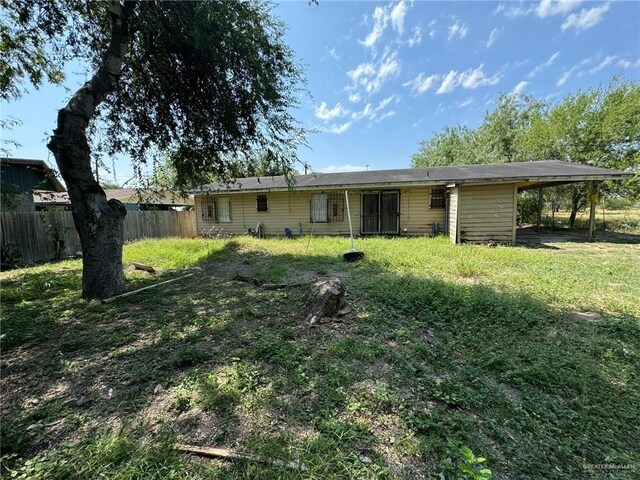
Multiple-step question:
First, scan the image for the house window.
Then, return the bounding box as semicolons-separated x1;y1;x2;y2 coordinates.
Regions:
310;193;328;223
328;191;344;222
430;188;445;209
310;192;344;223
201;197;231;222
256;194;268;212
217;197;231;223
202;198;216;221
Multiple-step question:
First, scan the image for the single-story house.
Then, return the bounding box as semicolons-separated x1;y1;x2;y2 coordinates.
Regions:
1;158;65;211
34;188;194;212
191;160;633;244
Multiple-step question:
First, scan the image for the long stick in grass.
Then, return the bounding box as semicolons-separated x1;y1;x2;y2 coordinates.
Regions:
305;222;316;253
101;273;194;304
176;444;307;471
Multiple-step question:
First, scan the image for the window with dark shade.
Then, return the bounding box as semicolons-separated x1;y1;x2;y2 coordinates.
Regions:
328;191;344;222
202;198;216;220
430;188;445;208
256;194;268;212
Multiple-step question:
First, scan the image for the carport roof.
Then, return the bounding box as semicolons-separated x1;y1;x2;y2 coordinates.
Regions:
193;160;634;194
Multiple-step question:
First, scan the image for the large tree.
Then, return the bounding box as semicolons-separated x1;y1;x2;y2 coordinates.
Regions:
411;94;544;168
520;79;640;225
2;0;306;298
412;81;640;227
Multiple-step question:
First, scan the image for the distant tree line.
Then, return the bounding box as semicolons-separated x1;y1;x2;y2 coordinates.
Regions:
412;78;640;227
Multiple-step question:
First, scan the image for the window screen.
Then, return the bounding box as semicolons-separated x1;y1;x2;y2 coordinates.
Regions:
256;194;268;212
430;188;445;209
327;191;344;222
202;198;216;220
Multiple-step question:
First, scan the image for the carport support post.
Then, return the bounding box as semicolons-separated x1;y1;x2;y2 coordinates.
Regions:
536;187;543;232
588;181;600;239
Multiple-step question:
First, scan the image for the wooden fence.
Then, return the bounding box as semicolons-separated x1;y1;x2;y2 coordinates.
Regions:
1;210;197;264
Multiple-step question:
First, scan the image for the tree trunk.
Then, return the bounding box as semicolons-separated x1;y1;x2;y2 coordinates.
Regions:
568;207;578;229
47;1;134;299
569;189;581;229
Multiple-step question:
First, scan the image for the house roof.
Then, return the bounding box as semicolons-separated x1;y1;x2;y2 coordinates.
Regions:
0;157;65;192
192;161;634;194
33;188;194;206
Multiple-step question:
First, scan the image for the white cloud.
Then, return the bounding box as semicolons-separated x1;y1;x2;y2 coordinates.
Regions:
348;91;362;103
498;0;584;22
556;71;572;86
315;102;349;121
407;26;422;47
347;51;401;95
511;81;529;95
321;95;396;135
556;56;593;85
324;122;353;135
527;51;561;78
459;64;501;90
375;110;396;122
618;58;640;69
427;19;437;39
351;95;398;121
348;62;376;83
485;28;501;48
360;5;388;47
327;48;341;60
436;70;459;94
404;73;440;94
495;2;534;18
390;0;408;35
562;2;610;32
412;116;426;128
378;55;401;79
457;97;474;108
320;164;368;173
589;55;616;73
406;65;504;97
536;0;583;18
359;1;413;48
377;95;396;109
447;19;468;40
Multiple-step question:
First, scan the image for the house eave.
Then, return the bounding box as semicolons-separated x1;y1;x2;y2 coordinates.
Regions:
192;173;633;196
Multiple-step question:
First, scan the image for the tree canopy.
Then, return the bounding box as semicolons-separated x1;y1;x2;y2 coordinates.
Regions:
2;0;307;186
1;0;308;298
412;79;640;225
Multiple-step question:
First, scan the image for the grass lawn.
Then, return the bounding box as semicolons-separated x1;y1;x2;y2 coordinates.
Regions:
1;236;639;479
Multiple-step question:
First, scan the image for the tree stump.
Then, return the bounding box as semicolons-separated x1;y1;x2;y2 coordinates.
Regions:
304;278;347;326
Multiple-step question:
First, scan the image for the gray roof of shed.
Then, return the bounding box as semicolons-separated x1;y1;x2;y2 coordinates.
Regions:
193;160;633;194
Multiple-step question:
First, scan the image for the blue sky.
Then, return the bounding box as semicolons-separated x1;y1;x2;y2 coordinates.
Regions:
2;0;639;184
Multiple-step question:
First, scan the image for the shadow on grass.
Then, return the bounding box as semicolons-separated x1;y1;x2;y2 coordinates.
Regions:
1;239;639;479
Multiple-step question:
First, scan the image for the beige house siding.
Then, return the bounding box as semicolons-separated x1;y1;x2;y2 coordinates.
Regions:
399;187;446;235
196;190;356;236
195;187;446;237
457;183;516;244
448;187;459;243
